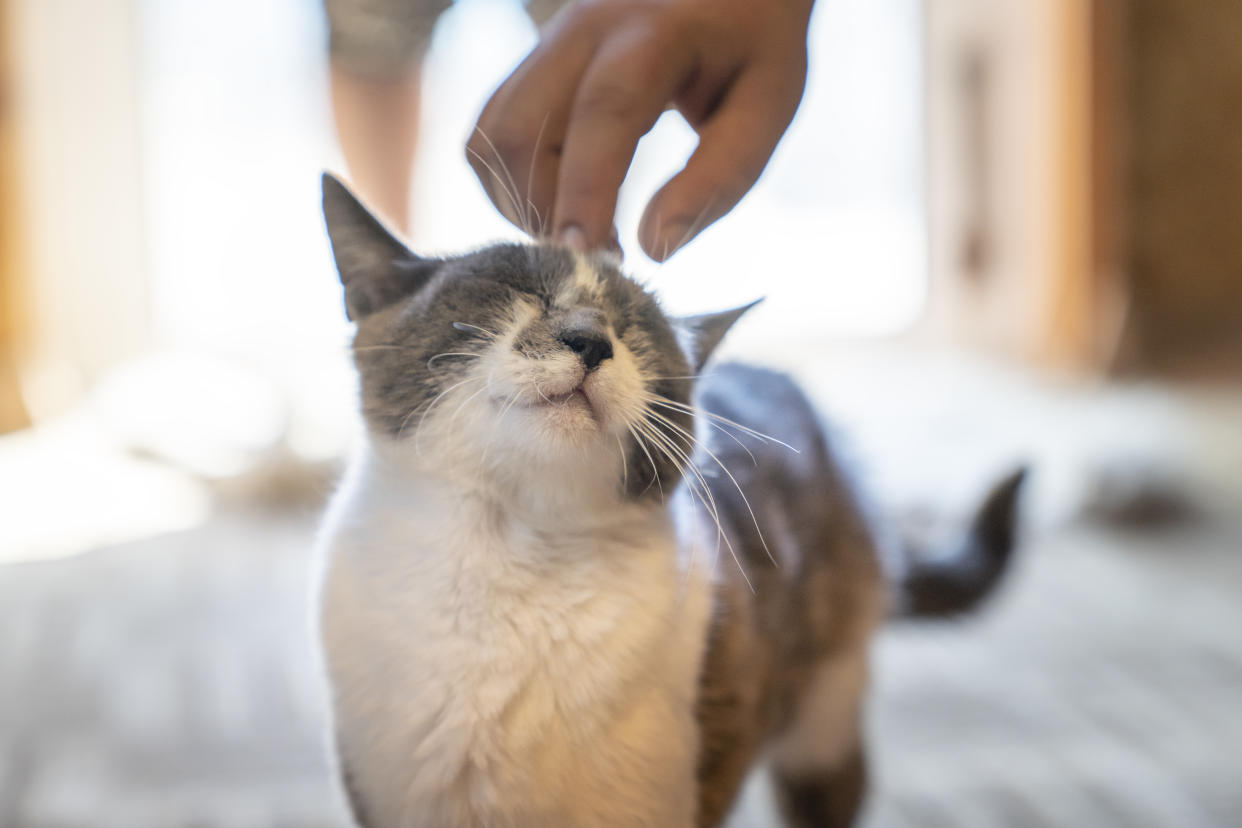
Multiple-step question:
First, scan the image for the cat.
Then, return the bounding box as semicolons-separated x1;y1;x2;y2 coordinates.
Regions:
315;173;1025;828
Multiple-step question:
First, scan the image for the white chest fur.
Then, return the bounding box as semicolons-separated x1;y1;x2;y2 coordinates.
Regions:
317;450;712;828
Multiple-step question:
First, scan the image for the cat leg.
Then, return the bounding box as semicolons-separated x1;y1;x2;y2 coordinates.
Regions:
767;650;870;828
695;720;763;828
770;743;866;828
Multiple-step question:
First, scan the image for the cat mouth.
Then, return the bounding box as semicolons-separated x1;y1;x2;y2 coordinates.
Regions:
543;386;591;409
529;384;599;422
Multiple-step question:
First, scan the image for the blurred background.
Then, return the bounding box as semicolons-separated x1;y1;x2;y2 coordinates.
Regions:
1;0;1239;826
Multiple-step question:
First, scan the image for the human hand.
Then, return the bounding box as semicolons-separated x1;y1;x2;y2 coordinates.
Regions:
468;0;814;261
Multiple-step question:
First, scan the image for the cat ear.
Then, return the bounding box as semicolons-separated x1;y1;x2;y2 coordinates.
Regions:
678;299;762;372
322;172;440;321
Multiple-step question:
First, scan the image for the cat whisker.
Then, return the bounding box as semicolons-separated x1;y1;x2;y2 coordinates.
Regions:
615;434;629;492
644;418;749;585
353;346;486;374
633;418;698;516
635;415;754;592
404;375;485;454
452;321;500;338
644;395;799;453
625;422;663;499
645;375;709;382
642;383;764;463
466;142;528;235
644;394;758;466
670;197;717;258
398;376;474;437
527;199;545;241
478;125;533;235
700;418;759;467
526;112;551;239
479;388;524;470
447;376;493;430
631;421;678;501
655;197;717;261
644;435;720;585
643;407;776;569
498;388;523;420
532;380;564;407
650;209;668;262
471;126;534;236
427;352;483;367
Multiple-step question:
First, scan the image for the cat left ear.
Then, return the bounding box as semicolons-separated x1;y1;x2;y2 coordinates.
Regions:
678;298;763;372
322;172;440;321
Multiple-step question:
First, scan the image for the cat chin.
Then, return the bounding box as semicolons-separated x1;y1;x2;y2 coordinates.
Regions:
522;388;598;427
524;409;612;454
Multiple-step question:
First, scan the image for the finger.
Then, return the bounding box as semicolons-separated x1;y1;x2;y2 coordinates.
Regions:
468;112;561;238
638;58;806;261
467;24;597;236
551;25;696;250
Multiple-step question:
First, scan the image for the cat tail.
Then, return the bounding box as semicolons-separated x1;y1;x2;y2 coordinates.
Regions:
895;467;1028;618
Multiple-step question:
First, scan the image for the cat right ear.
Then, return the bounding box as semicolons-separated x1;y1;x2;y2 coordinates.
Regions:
677;298;763;372
322;172;440;320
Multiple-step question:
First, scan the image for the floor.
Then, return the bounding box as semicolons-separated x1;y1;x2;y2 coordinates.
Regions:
4;342;1242;828
2;490;1240;827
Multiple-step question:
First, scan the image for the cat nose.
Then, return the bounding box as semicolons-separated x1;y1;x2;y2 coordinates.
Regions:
558;318;613;371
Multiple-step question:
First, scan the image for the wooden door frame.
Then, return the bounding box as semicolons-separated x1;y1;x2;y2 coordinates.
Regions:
3;0;149;421
921;0;1130;375
0;0;30;432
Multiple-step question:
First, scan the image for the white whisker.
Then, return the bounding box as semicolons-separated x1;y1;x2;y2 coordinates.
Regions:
637;416;753;592
452;321;499;338
479;388;524;470
669;197;716;257
472;126;532;236
401;375;484;452
427;352;483;367
644;407;776;568
498;389;523;420
526;112;551;238
645;395;799;453
615;434;629;492
447;378;492;429
625;422;663;499
466;144;527;233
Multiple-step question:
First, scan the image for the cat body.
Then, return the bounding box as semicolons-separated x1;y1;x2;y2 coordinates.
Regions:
315;174;1022;828
321;447;712;828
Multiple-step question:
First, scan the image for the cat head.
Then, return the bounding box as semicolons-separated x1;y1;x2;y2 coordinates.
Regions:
322;173;755;504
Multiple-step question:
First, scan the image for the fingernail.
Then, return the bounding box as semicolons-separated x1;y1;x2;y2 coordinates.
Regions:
559;225;587;252
652;223;688;262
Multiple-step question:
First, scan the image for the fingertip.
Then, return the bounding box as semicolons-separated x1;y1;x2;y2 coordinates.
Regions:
638;202;691;262
559;224;588;252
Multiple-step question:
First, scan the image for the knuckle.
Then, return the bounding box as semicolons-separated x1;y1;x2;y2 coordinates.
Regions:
576;0;624;21
576;79;643;123
467;126;518;167
490;131;527;163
